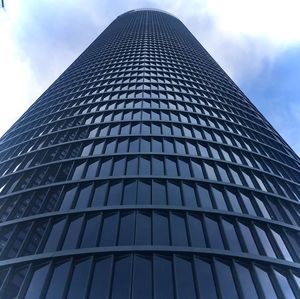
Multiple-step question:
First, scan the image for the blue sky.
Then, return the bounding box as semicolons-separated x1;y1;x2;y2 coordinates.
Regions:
1;0;300;155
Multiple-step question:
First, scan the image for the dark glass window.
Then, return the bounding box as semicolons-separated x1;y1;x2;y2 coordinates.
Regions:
43;218;66;252
197;184;212;208
254;266;278;299
167;181;182;205
205;216;224;249
66;259;91;299
76;184;92;208
85;161;99;178
153;212;170;245
239;222;259;255
171;213;188;246
194;258;218;299
44;261;71;299
107;181;123;205
154;255;175;299
212;187;227;210
187;214;206;247
99;212;118;246
81;215;101;248
255;225;276;258
123;180;137;204
139;156;151;175
274;269;297;299
191;160;204;179
62;216;84;250
215;260;239;299
174;256;197;299
24;264;50;299
91;182;107;206
137;180;151;204
152;180;167;204
89;256;112;299
182;183;198;207
222;219;241;252
118;212;135;245
165;157;178;176
135;212;151;245
235;263;259;299
132;255;152;299
111;255;132;299
60;186;77;211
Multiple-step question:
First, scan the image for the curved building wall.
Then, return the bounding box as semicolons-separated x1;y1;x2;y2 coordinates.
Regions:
0;9;300;299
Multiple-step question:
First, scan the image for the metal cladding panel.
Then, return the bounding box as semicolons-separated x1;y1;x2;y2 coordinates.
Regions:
0;9;299;299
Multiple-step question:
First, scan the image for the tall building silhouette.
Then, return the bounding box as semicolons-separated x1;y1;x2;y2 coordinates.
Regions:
0;8;300;299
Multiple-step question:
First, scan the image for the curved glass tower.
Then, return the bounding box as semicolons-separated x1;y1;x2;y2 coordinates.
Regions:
0;8;300;299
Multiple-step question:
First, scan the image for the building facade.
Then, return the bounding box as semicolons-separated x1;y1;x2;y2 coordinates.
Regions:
0;8;300;299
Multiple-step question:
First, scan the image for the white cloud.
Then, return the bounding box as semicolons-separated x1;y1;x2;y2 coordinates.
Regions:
202;0;300;45
0;9;42;137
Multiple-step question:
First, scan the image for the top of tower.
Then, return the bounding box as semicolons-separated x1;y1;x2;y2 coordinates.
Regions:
118;8;179;20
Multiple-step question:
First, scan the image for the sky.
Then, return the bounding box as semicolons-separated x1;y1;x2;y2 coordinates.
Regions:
0;0;300;155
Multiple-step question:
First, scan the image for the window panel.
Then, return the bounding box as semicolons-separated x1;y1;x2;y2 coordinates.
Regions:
197;184;212;208
165;157;178;176
99;158;112;177
212;187;227;210
274;269;297;299
222;219;241;252
135;212;151;245
132;255;152;299
118;212;135;245
62;216;84;250
99;212;118;246
126;157;138;175
60;186;77;211
167;181;182;205
255;225;277;258
154;255;175;299
123;180;137;204
44;261;71;299
204;162;217;180
235;263;259;299
205;216;224;249
43;218;66;252
113;157;125;176
187;214;206;247
238;222;259;255
171;213;188;246
191;160;204;179
107;181;123;205
66;259;91;299
215;260;239;299
153;212;170;245
174;256;197;299
24;264;50;299
182;183;198;207
254;266;278;299
76;184;92;208
226;190;242;213
89;257;112;299
111;255;132;299
152;180;167;204
81;215;101;248
91;182;108;207
137;180;151;204
152;157;164;175
270;229;293;261
194;258;218;299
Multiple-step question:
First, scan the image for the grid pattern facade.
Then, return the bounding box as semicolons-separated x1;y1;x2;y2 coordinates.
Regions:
0;8;300;299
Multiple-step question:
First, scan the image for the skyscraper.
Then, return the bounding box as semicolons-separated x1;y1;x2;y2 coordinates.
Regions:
0;7;299;298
